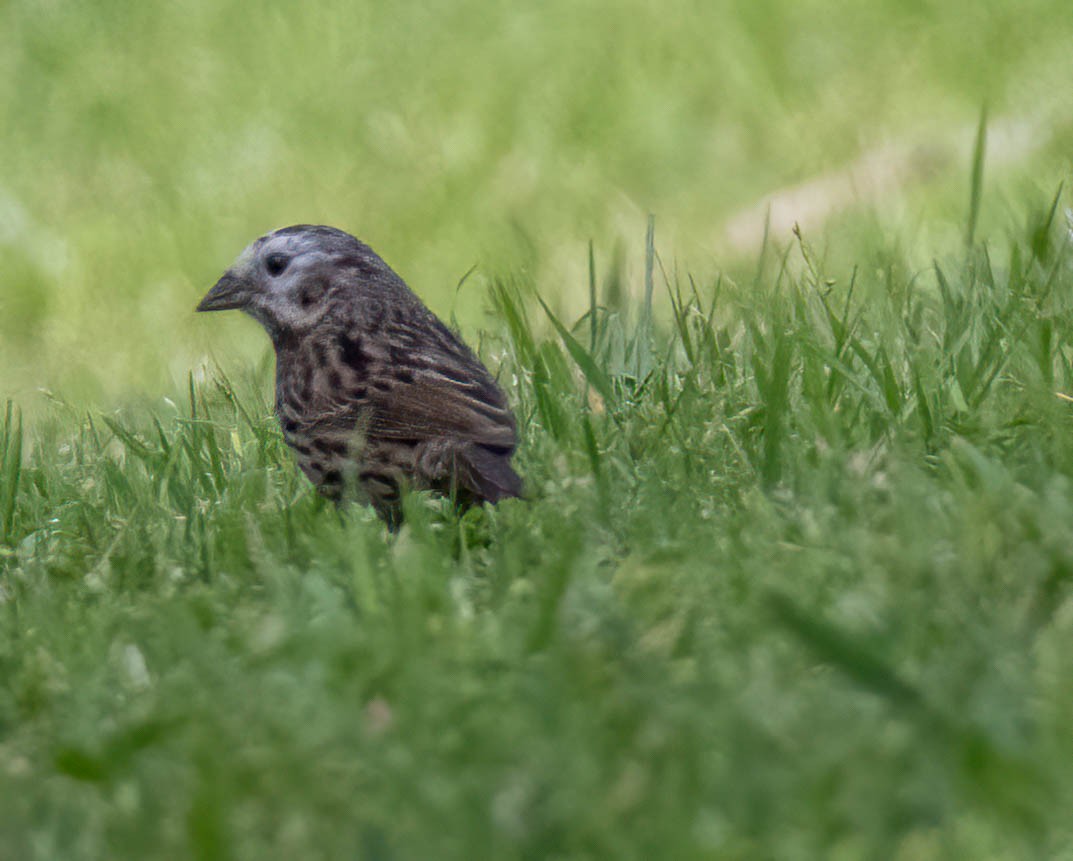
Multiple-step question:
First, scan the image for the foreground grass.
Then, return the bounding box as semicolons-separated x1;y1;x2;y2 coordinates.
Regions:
3;196;1073;858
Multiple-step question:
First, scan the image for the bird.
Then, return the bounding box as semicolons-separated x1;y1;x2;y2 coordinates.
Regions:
196;224;522;527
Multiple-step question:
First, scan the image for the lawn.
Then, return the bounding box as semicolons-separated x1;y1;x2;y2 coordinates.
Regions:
3;1;1073;858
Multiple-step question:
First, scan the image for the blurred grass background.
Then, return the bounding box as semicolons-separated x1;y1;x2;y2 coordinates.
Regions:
2;0;1072;406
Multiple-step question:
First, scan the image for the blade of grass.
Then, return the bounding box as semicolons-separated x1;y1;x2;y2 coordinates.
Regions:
536;295;617;409
966;104;988;249
1;401;22;545
588;239;598;352
766;590;925;711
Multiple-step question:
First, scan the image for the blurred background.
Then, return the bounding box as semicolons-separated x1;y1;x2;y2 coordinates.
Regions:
2;0;1071;408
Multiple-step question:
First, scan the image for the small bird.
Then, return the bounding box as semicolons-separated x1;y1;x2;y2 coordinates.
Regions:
197;225;522;527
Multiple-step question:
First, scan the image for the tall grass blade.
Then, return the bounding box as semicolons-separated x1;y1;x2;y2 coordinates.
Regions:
767;590;926;711
588;239;598;351
1;401;22;545
1030;182;1064;264
966;105;988;249
536;295;617;408
643;214;655;339
101;415;156;465
490;281;537;366
630;214;656;381
760;328;793;486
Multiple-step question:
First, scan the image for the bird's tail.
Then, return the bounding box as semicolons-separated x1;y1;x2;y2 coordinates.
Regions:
458;443;523;503
416;439;523;505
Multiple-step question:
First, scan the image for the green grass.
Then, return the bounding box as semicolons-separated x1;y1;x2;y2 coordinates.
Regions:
4;185;1073;857
3;0;1073;405
6;1;1073;857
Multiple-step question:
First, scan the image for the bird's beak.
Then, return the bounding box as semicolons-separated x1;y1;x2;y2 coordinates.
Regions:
196;272;250;312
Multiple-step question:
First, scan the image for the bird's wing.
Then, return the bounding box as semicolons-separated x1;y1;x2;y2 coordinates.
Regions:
366;370;517;450
312;361;515;447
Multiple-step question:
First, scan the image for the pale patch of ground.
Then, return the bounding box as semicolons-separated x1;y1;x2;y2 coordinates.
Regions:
720;114;1051;251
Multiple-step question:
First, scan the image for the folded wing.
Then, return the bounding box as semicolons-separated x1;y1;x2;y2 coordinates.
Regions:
366;367;521;503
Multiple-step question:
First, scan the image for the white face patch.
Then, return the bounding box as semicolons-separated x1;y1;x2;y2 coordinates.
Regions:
240;233;336;333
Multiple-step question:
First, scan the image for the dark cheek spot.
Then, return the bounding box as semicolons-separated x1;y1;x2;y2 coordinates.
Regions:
299;279;328;309
372;380;392;393
351;386;368;399
337;332;369;375
394;368;415;384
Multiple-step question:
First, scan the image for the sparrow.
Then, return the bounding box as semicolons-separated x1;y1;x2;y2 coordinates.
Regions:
197;225;522;527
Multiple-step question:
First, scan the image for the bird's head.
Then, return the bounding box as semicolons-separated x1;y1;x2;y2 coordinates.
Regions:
197;225;398;341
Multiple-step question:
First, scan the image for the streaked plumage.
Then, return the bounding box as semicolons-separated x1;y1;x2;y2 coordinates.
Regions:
197;225;521;526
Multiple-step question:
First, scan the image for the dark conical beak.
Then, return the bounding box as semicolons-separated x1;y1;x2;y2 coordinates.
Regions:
196;272;250;312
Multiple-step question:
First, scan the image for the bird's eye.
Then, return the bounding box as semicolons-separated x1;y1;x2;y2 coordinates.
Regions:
265;253;290;277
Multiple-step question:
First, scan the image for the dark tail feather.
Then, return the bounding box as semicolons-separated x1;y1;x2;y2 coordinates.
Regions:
416;439;523;505
457;443;523;503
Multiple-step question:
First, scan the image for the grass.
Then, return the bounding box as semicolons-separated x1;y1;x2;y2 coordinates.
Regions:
5;1;1073;857
3;0;1073;404
3;180;1073;857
